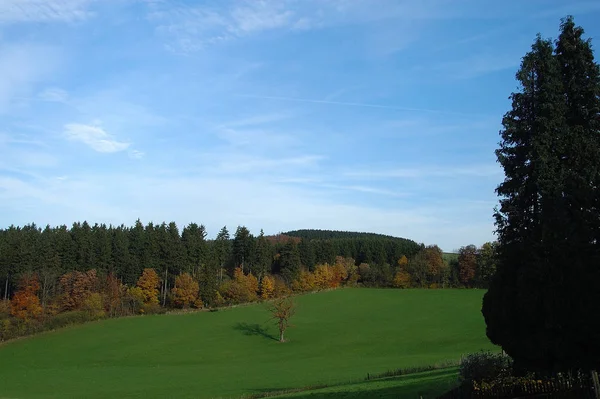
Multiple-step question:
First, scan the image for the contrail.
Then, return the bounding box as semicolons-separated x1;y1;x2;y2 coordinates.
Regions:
235;94;480;116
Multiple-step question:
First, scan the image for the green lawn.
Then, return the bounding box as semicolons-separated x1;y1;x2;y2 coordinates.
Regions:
0;289;493;399
272;368;460;399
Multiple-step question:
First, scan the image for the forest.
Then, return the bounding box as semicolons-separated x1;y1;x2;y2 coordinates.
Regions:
0;220;496;340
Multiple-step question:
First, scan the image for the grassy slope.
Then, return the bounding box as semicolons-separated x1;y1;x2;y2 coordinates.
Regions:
0;289;493;399
272;368;459;399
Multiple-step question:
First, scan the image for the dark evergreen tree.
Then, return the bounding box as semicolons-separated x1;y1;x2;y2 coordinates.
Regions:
112;226;134;285
128;219;146;278
232;226;254;273
298;238;316;271
254;230;273;279
279;241;302;283
181;223;207;278
483;18;600;372
93;223;114;274
213;226;231;283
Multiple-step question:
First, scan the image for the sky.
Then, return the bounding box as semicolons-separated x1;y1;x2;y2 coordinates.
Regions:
1;0;599;252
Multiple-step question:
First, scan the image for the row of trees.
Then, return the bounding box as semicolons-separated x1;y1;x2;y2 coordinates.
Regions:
0;219;497;340
0;223;424;301
4;239;496;324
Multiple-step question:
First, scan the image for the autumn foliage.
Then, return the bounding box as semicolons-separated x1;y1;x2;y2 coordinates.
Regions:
220;267;259;304
10;274;43;321
137;268;160;304
171;273;200;308
267;296;296;343
260;275;275;299
59;270;99;311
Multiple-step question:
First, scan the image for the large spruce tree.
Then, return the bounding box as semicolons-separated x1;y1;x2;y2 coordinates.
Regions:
482;17;600;372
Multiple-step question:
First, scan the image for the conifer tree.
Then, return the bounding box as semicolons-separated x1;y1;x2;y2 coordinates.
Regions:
483;17;600;372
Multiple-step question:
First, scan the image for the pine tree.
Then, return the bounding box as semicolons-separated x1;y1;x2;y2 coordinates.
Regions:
232;226;254;273
279;241;302;283
254;230;273;280
181;223;207;277
213;226;231;283
483;18;600;372
298;238;316;271
128;219;146;279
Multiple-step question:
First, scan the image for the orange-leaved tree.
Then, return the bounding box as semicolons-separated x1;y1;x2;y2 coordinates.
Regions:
171;272;199;308
11;273;43;321
267;296;296;343
137;268;160;304
458;245;478;287
59;269;99;311
103;273;125;317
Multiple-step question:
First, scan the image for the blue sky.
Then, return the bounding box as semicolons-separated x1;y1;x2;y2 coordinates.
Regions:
1;0;599;251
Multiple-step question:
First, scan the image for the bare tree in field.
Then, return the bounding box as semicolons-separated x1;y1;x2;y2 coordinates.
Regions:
267;297;296;343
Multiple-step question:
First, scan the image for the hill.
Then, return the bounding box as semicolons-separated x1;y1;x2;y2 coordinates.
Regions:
0;289;494;399
282;229;419;243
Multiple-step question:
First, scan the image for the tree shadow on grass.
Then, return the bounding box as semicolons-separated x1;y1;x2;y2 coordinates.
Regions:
233;322;278;341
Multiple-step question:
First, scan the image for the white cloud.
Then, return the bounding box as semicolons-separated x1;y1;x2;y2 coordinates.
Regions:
229;1;294;34
128;149;145;160
345;164;503;179
0;43;60;112
147;0;466;53
0;171;494;250
0;0;95;24
64;123;130;153
38;87;69;103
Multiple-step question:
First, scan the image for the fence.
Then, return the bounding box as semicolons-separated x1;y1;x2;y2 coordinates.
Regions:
438;371;598;399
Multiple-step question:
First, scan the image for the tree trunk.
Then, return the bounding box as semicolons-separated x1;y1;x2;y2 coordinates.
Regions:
162;267;168;307
4;275;8;300
279;330;284;343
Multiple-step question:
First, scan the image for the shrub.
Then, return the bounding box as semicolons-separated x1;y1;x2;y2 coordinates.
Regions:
0;300;11;318
141;302;166;315
0;318;12;341
82;293;105;320
45;311;92;330
459;351;513;384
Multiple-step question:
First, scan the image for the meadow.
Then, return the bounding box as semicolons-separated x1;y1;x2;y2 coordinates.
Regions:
0;289;495;399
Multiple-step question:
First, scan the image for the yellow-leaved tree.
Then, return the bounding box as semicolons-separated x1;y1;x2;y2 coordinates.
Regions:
260;275;275;299
137;268;160;304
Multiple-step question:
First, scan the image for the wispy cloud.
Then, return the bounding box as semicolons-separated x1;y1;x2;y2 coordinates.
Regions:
235;94;477;116
0;0;96;24
345;164;503;179
428;52;521;80
0;43;61;112
38;87;69;103
146;0;473;53
64;123;130;153
128;150;145;160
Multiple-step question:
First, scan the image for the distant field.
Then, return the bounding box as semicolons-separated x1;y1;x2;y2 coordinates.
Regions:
0;289;494;399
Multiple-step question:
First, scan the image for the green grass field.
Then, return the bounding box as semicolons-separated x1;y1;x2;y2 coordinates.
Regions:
0;289;494;399
272;368;460;399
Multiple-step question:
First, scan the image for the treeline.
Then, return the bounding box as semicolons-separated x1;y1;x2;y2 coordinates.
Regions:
0;222;423;301
0;220;496;340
